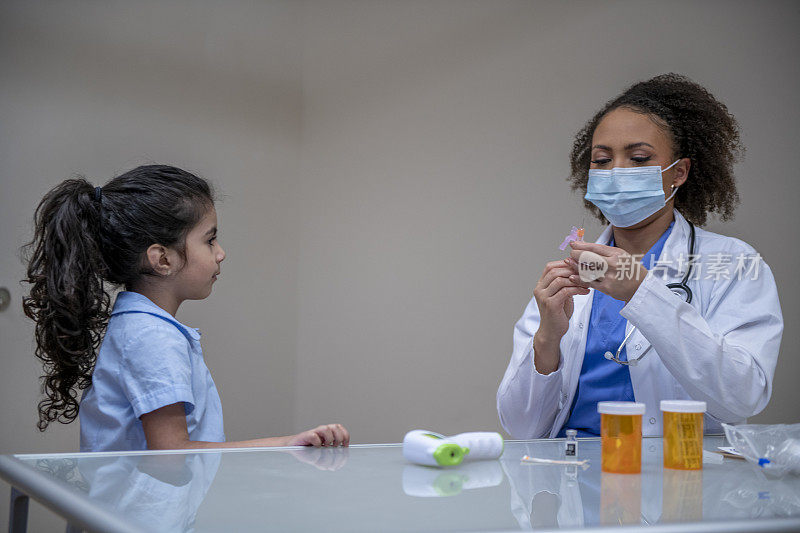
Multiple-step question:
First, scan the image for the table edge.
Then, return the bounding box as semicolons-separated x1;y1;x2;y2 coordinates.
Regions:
0;454;145;533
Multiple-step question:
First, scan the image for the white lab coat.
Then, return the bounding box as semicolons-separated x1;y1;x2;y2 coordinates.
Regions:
497;210;783;438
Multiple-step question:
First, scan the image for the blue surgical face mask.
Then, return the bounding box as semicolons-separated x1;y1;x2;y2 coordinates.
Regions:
584;159;680;228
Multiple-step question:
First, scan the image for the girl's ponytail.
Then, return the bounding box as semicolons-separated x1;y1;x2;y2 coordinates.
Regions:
23;178;110;431
22;165;214;430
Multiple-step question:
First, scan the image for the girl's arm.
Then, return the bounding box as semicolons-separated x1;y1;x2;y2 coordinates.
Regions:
141;403;350;450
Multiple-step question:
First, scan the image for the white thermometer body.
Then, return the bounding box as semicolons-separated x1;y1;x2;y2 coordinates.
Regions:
402;430;503;467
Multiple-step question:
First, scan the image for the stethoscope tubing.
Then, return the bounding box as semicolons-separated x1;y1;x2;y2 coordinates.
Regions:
604;221;696;366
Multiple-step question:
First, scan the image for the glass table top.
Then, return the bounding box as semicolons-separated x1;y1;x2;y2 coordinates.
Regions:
3;437;800;532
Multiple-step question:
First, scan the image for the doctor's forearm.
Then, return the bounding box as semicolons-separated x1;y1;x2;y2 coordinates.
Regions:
621;273;781;420
498;335;564;438
648;326;769;419
532;332;560;375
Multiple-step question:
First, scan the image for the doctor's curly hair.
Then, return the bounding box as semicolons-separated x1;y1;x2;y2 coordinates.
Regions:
568;73;743;226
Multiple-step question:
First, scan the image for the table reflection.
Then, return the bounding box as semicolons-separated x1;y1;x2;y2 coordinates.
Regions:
661;469;702;522
402;460;504;497
600;472;641;526
707;463;800;519
283;446;350;471
72;452;220;532
500;441;594;529
501;439;800;530
14;438;799;532
33;447;351;532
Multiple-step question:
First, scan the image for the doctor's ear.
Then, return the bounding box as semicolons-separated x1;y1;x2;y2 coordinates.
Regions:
144;244;179;277
671;157;690;188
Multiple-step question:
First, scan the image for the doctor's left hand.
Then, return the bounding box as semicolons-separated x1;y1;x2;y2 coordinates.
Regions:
566;241;647;302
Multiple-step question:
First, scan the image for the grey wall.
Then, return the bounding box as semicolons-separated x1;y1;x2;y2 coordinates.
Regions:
294;0;800;438
0;1;302;529
1;0;798;529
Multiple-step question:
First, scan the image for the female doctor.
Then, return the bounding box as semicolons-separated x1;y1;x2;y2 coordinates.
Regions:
497;73;783;438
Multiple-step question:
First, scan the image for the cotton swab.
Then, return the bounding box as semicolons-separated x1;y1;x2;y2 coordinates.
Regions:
521;455;590;469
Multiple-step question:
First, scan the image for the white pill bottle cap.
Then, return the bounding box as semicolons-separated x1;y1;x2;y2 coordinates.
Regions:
660;400;707;413
597;402;646;415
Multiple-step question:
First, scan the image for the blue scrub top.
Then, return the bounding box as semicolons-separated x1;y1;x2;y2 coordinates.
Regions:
558;222;674;437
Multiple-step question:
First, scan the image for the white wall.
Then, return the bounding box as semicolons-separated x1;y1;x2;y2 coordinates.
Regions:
1;0;798;529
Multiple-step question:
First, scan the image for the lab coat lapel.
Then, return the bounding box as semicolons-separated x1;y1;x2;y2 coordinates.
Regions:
626;211;693;419
624;210;691;362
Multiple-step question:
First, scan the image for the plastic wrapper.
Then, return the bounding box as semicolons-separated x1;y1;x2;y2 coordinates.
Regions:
722;423;800;478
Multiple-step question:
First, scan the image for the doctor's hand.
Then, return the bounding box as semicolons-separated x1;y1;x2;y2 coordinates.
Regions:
532;260;591;374
567;241;647;302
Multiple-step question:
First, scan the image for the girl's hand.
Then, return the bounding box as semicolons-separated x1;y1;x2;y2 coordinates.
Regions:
286;446;350;471
286;424;350;447
567;241;647;302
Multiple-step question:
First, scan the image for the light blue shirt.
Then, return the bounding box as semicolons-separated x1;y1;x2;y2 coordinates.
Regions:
558;222;674;437
80;291;225;451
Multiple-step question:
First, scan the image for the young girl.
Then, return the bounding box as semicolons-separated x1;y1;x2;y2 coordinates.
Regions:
23;164;350;452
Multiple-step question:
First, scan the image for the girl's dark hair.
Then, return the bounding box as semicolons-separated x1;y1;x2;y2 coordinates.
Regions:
22;165;214;431
569;73;744;226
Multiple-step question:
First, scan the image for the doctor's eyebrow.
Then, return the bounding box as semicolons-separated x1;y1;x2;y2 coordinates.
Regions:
591;142;655;151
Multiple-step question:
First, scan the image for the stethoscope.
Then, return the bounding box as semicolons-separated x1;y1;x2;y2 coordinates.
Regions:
603;221;696;366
